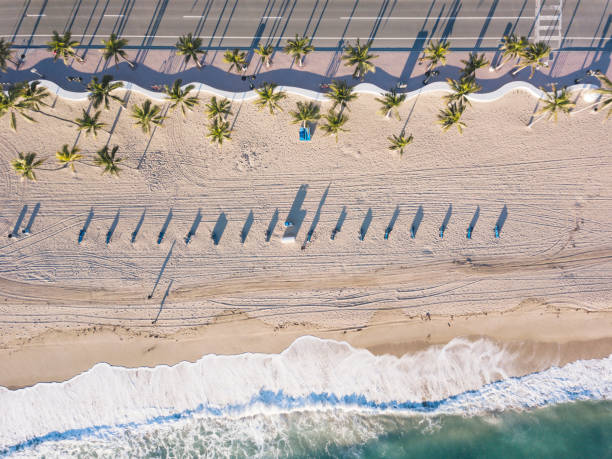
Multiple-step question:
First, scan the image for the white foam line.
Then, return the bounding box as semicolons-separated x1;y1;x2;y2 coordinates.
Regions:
20;79;601;105
341;16;536;20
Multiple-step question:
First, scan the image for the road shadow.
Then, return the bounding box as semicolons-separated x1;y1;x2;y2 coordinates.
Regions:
185;208;202;244
131;208;146;243
158;208;173;244
359;208;373;241
241;210;254;243
266;208;279;241
9;205;28;237
212;212;228;245
411;205;424;238
496;204;508;233
106;209;120;243
23;202;40;234
284;184;308;238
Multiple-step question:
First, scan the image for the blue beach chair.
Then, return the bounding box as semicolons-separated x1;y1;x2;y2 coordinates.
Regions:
299;127;311;141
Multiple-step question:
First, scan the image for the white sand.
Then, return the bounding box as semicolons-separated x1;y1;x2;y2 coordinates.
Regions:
0;85;611;386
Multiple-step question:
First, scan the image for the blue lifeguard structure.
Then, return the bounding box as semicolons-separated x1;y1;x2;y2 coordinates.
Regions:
299;127;311;141
410;226;415;239
494;225;500;238
439;226;445;238
157;231;165;244
78;229;85;243
467;226;473;239
384;228;390;240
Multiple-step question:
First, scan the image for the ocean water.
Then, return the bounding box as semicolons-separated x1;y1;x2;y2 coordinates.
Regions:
1;337;610;458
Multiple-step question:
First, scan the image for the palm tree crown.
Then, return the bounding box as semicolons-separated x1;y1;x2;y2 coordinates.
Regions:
101;34;135;69
0;38;15;72
342;39;378;79
321;110;348;142
56;144;83;172
11;152;44;181
529;84;575;127
207;118;231;146
75;109;106;137
494;34;528;70
375;89;406;119
290;101;321;127
175;33;206;68
95;145;123;176
326;80;358;113
0;85;36;131
438;102;467;133
419;40;451;72
513;41;551;79
388;131;414;156
284;35;314;67
254;82;287;114
87;75;124;110
18;81;49;111
47;31;82;64
445;77;481;106
254;43;274;68
460;52;489;78
131;99;165;134
223;49;247;73
164;79;198;117
594;72;612;119
205;96;232;120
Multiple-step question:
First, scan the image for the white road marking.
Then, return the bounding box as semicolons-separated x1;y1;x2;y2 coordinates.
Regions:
340;16;536;20
104;14;125;17
26;14;46;17
261;16;282;19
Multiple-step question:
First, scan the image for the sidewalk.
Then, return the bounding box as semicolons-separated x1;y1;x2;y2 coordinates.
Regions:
1;46;610;94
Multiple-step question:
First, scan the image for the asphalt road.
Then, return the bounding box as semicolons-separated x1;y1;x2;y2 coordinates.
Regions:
0;0;609;50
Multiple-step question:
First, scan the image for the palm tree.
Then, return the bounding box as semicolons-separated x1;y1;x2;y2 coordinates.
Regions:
375;90;406;119
321;110;348;142
528;84;575;128
492;34;528;71
223;48;247;73
87;75;124;110
205;96;232;120
101;33;135;69
284;34;314;67
445;77;481;106
47;30;83;64
571;72;612;118
164;79;198;117
388;131;414;156
131;99;165;133
0;38;17;72
438;102;467;133
95;145;123;176
326;80;358;113
207;118;231;146
18;81;49;111
0;85;35;131
460;52;489;78
290;101;321;127
512;41;551;79
342;39;378;79
175;33;206;69
419;40;451;73
75;109;106;137
254;82;287;114
56;144;83;172
11;152;44;181
254;43;274;68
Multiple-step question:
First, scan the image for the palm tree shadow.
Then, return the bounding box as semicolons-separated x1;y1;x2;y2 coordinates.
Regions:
106;89;131;146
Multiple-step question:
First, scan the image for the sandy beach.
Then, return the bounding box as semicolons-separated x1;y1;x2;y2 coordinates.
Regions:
1;82;612;388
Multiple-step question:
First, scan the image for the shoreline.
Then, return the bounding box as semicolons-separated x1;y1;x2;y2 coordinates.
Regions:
2;303;611;390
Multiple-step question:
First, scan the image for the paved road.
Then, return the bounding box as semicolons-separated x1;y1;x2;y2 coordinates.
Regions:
0;0;609;50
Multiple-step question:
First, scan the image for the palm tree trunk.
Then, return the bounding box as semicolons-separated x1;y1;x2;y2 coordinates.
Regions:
266;59;271;68
195;58;203;69
385;109;391;119
527;113;546;128
299;56;304;67
123;56;136;69
570;100;602;115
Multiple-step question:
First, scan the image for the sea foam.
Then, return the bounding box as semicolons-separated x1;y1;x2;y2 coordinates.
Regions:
1;336;611;453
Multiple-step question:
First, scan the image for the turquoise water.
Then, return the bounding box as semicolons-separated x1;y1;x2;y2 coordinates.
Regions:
1;337;610;457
